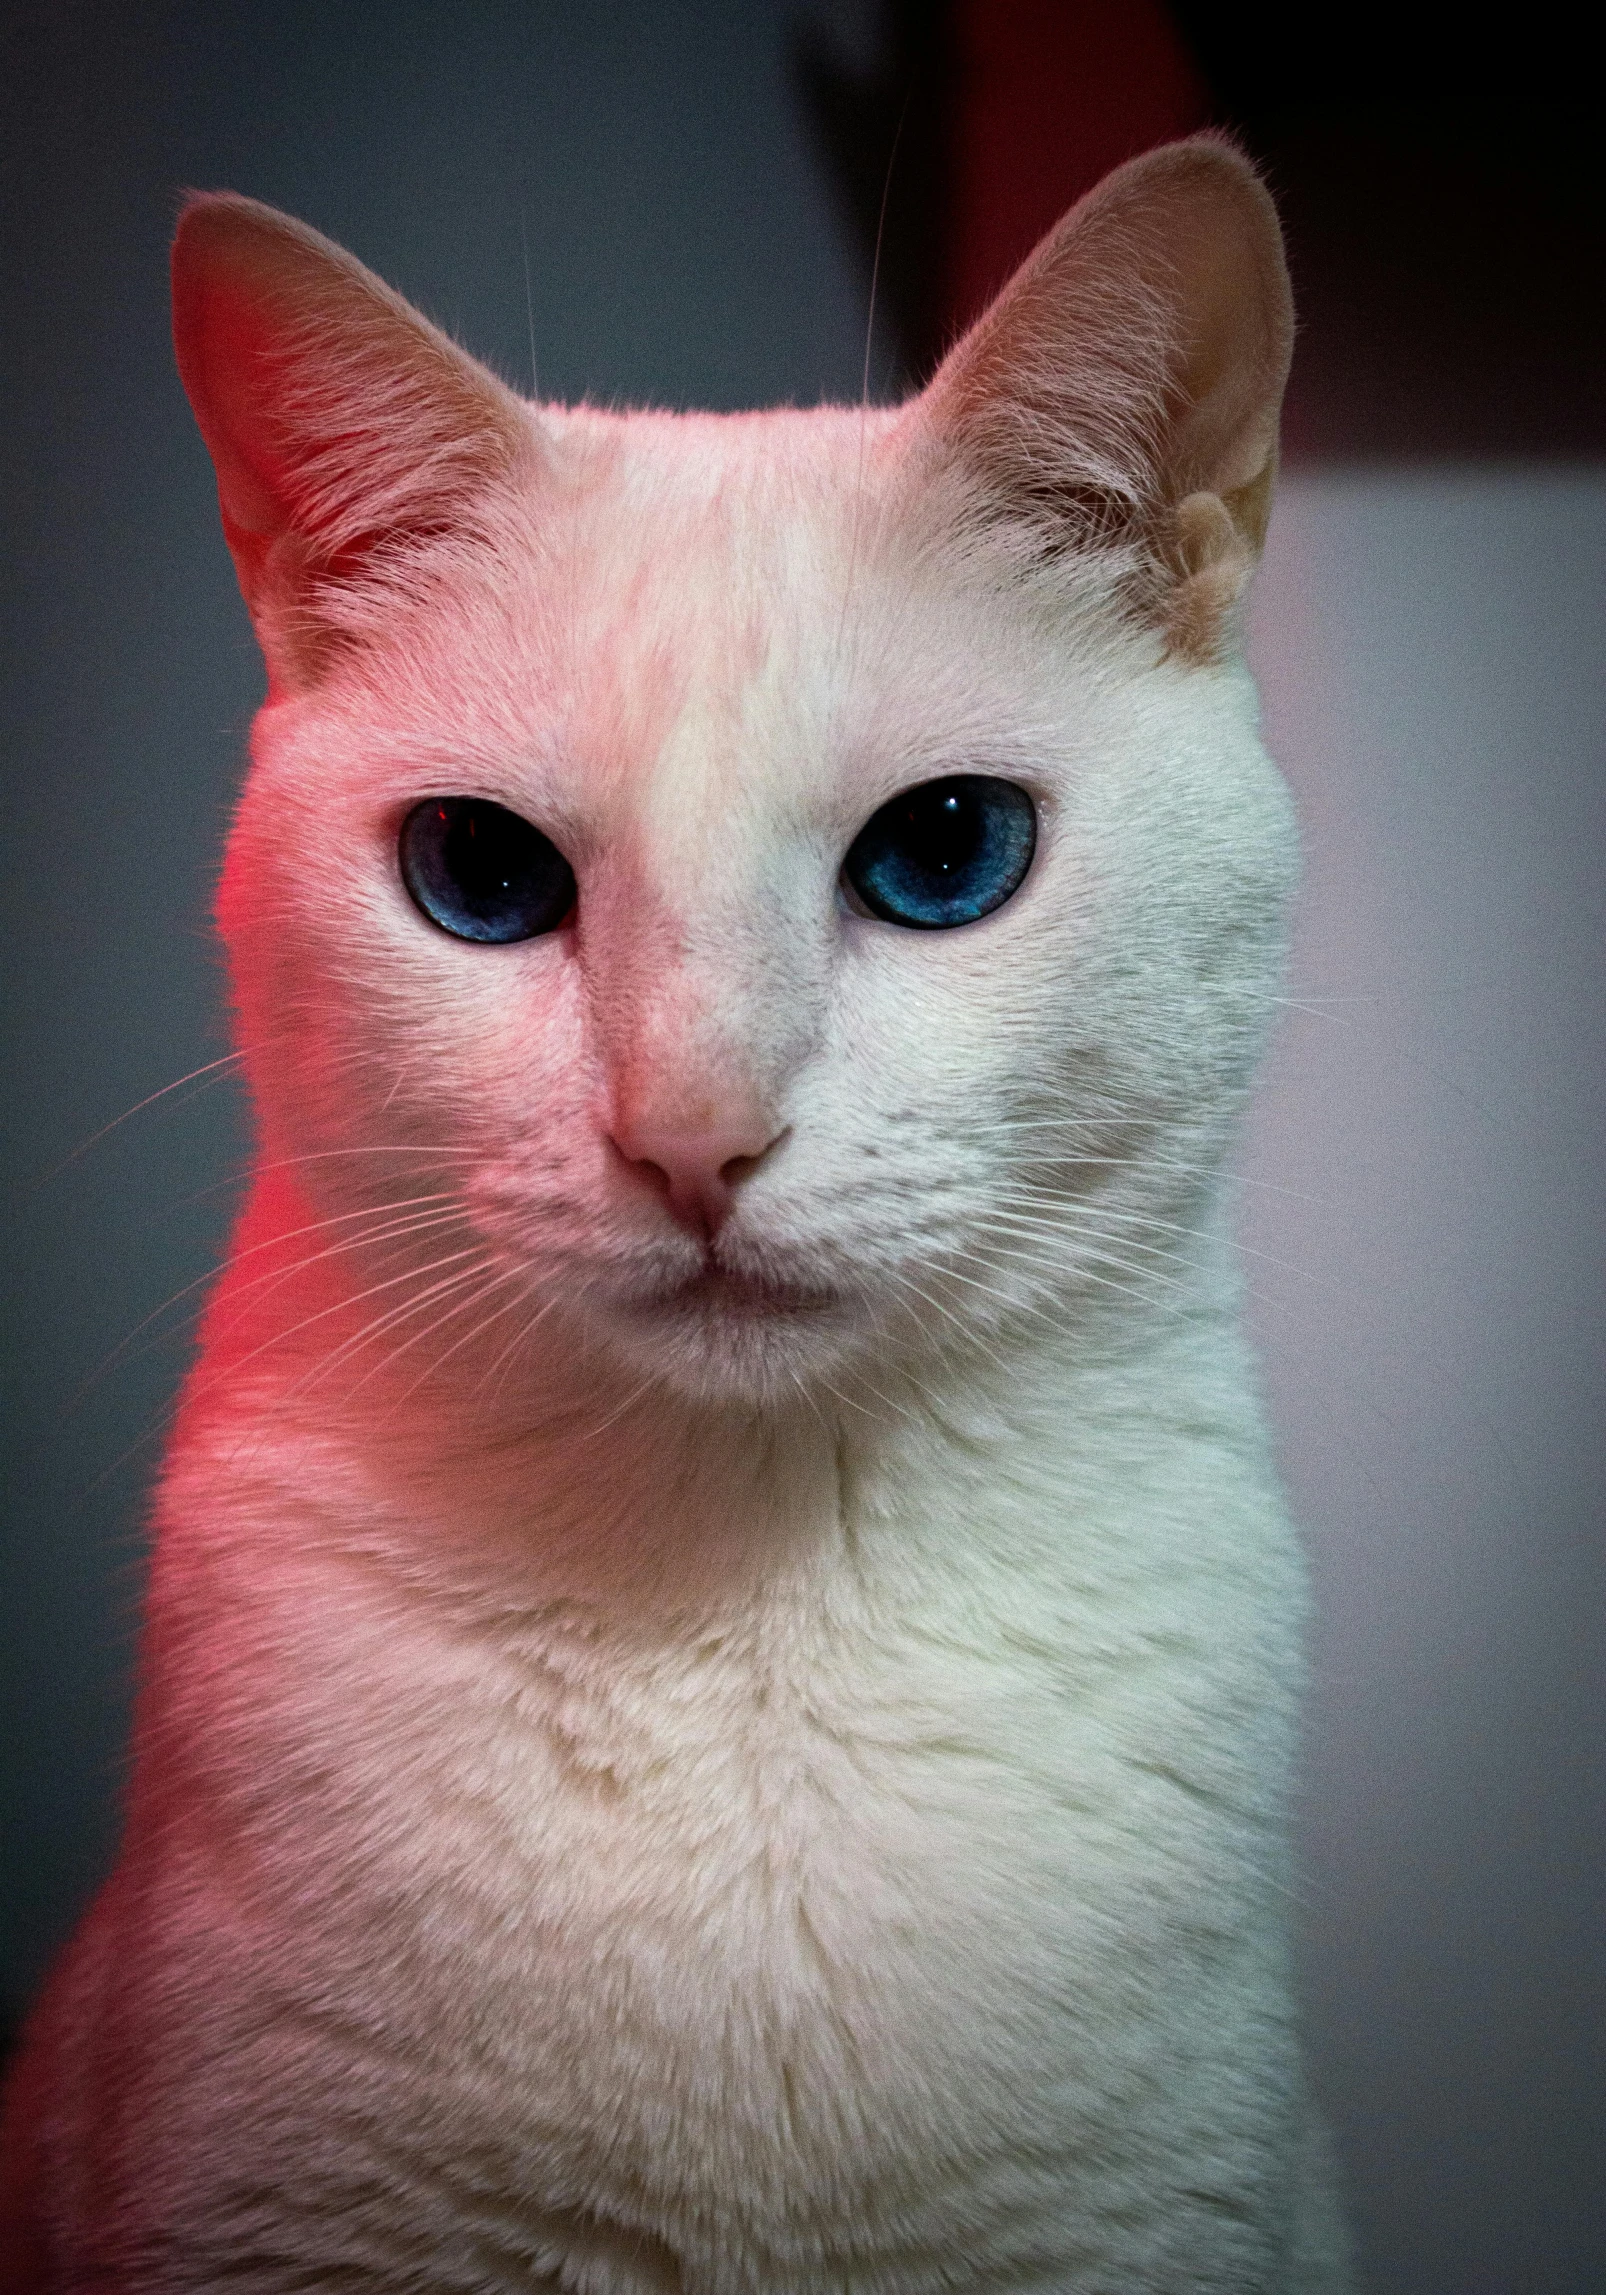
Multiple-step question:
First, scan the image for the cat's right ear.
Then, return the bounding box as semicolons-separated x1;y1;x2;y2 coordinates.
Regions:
172;194;527;691
914;136;1293;662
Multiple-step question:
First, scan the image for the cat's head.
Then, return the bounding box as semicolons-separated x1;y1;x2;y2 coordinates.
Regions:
174;138;1295;1413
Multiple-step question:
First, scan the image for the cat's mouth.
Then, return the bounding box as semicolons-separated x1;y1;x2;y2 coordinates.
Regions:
587;1248;855;1400
662;1262;841;1320
604;1243;842;1325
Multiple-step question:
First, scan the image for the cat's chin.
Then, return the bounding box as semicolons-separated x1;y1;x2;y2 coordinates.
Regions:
591;1262;859;1407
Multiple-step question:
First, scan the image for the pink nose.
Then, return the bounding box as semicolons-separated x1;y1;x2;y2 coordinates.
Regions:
610;1116;785;1238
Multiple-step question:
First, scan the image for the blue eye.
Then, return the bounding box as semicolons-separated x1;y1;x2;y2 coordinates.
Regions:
399;797;575;943
843;775;1037;930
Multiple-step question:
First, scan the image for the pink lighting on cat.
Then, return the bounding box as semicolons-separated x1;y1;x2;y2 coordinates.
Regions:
2;102;1341;2280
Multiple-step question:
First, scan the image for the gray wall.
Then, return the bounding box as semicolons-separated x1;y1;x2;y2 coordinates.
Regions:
1244;473;1606;2291
3;5;1601;2287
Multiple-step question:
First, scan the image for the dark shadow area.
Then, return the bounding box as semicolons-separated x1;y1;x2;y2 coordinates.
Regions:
798;0;1606;455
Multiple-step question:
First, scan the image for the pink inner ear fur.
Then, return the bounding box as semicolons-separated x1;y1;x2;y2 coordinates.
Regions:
171;194;524;666
921;137;1293;658
173;266;316;577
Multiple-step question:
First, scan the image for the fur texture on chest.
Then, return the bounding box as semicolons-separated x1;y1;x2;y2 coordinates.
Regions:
96;1318;1312;2289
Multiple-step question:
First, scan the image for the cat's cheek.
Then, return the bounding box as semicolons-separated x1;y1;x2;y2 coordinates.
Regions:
439;962;620;1239
831;893;1064;1115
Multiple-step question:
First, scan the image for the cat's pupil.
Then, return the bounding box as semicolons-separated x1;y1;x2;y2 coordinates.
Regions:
452;809;513;897
909;790;978;878
843;775;1036;930
399;797;575;945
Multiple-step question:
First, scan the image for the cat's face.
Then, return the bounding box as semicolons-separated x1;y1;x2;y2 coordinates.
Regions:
181;142;1297;1409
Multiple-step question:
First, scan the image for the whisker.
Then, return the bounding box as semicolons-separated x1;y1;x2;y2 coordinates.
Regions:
980;1195;1321;1286
37;1044;263;1188
188;1241;489;1409
481;1286;558;1407
880;1262;1017;1378
519;198;539;401
581;1372;660;1444
282;1255;502;1407
786;1367;831;1433
67;1196;469;1407
960;1228;1182;1305
964;1214;1300;1324
346;1265;528;1412
189;1209;472;1362
385;1268;544;1409
973;1228;1186;1296
813;1368;879;1421
167;1148;466;1213
977;1206;1208;1281
831;80;909;678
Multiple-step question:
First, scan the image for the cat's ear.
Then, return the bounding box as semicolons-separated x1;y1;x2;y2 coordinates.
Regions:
172;193;527;689
917;136;1293;661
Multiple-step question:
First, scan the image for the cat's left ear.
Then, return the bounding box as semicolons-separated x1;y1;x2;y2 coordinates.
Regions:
915;136;1293;661
172;193;528;690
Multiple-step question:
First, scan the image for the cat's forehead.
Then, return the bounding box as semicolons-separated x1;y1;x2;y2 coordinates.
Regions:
509;404;1056;798
543;402;903;680
440;403;1001;821
330;399;1112;880
549;401;897;536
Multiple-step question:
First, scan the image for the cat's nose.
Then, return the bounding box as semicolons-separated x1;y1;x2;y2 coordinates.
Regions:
610;1114;786;1239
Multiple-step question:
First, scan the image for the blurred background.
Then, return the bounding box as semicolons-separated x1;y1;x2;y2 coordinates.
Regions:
2;4;1601;2286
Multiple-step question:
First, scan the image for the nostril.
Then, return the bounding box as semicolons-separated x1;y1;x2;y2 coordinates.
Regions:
719;1133;786;1191
723;1124;791;1193
630;1155;675;1204
609;1122;788;1238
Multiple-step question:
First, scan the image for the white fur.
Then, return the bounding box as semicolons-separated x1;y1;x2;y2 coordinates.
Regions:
1;145;1350;2291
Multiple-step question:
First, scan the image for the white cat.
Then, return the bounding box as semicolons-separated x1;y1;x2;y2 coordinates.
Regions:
0;137;1350;2291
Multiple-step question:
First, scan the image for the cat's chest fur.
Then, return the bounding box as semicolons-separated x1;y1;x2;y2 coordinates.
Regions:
130;1331;1303;2290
